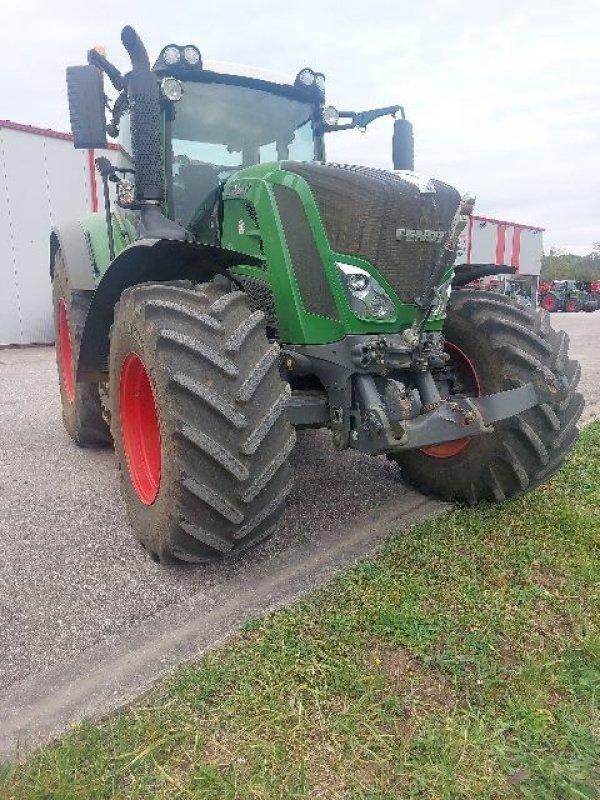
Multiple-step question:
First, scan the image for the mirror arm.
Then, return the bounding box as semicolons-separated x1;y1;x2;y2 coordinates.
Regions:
319;105;404;135
87;49;126;92
316;122;355;134
106;90;129;138
351;105;402;128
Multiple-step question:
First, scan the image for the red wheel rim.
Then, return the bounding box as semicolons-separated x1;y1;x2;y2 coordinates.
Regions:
421;342;481;459
542;295;557;312
58;299;75;403
120;353;161;505
566;299;578;312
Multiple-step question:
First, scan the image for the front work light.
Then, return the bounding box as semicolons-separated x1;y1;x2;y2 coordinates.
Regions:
161;77;183;102
337;263;396;321
163;45;181;65
155;44;203;72
183;45;201;65
295;68;316;87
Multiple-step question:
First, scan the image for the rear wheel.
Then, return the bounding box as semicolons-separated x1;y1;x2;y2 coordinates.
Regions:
565;297;581;312
390;290;583;503
52;249;111;447
109;280;295;563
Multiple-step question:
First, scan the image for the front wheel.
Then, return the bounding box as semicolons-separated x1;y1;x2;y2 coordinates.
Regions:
540;293;559;312
390;290;583;503
108;280;295;563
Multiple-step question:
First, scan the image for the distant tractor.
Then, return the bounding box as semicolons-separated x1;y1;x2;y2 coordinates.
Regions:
539;280;586;312
577;280;600;312
51;26;583;563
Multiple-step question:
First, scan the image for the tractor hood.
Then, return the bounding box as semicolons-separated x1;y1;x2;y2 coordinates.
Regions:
281;162;461;305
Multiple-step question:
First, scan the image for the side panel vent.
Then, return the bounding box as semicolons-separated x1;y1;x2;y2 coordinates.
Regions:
273;184;339;320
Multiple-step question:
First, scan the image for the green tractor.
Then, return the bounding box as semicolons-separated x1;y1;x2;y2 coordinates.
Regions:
52;26;583;563
540;280;585;313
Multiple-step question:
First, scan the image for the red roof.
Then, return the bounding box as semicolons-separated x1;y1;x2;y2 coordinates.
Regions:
0;119;118;150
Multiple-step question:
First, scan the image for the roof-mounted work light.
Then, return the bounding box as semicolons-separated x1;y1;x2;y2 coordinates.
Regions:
294;68;326;100
154;44;203;72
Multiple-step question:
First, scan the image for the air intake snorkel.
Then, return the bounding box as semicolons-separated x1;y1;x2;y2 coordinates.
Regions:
120;25;191;241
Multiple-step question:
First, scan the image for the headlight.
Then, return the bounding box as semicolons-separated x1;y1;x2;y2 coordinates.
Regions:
183;45;201;65
314;72;325;95
163;45;181;65
430;278;452;317
337;263;396;321
161;77;183;102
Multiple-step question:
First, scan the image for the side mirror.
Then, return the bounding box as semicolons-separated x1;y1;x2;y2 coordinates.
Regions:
392;118;414;171
66;65;107;149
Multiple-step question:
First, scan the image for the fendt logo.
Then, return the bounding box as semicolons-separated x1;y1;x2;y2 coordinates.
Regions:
396;228;445;243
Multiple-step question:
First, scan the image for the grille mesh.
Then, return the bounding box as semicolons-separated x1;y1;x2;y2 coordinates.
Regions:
273;184;339;319
238;276;278;327
129;75;163;201
282;162;461;304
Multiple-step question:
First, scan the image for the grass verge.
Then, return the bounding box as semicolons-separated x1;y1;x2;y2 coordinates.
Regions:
2;424;600;799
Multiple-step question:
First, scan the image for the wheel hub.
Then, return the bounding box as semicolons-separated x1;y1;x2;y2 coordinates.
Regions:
119;353;161;505
420;341;481;459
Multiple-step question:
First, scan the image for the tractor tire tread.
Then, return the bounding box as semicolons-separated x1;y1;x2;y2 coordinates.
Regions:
108;279;295;563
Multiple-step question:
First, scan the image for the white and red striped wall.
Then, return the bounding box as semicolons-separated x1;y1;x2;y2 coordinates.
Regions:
457;214;544;276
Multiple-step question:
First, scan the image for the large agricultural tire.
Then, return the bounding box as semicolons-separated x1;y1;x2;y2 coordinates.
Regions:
52;249;112;447
108;280;295;563
390;290;583;504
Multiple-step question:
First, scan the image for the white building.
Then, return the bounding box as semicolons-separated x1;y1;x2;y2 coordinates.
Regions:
0;120;116;346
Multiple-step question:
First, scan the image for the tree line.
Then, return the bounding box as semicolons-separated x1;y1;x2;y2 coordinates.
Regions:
541;243;600;282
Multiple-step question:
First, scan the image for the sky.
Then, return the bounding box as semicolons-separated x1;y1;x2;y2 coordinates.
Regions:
1;0;598;253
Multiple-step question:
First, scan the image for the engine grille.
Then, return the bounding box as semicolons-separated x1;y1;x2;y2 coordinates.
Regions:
282;162;461;304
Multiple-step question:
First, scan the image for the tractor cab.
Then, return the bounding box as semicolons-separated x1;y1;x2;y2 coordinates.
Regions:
147;52;325;236
114;43;409;239
117;64;320;238
66;29;412;249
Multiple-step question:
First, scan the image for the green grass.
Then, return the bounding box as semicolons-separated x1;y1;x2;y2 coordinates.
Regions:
3;424;600;799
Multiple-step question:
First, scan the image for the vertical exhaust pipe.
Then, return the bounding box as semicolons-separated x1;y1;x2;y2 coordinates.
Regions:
120;25;164;204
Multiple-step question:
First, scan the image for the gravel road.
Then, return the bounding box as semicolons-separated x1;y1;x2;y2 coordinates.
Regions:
0;309;596;756
0;347;416;691
554;312;600;424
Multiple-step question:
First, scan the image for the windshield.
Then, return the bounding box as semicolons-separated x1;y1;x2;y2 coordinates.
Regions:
169;80;316;228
